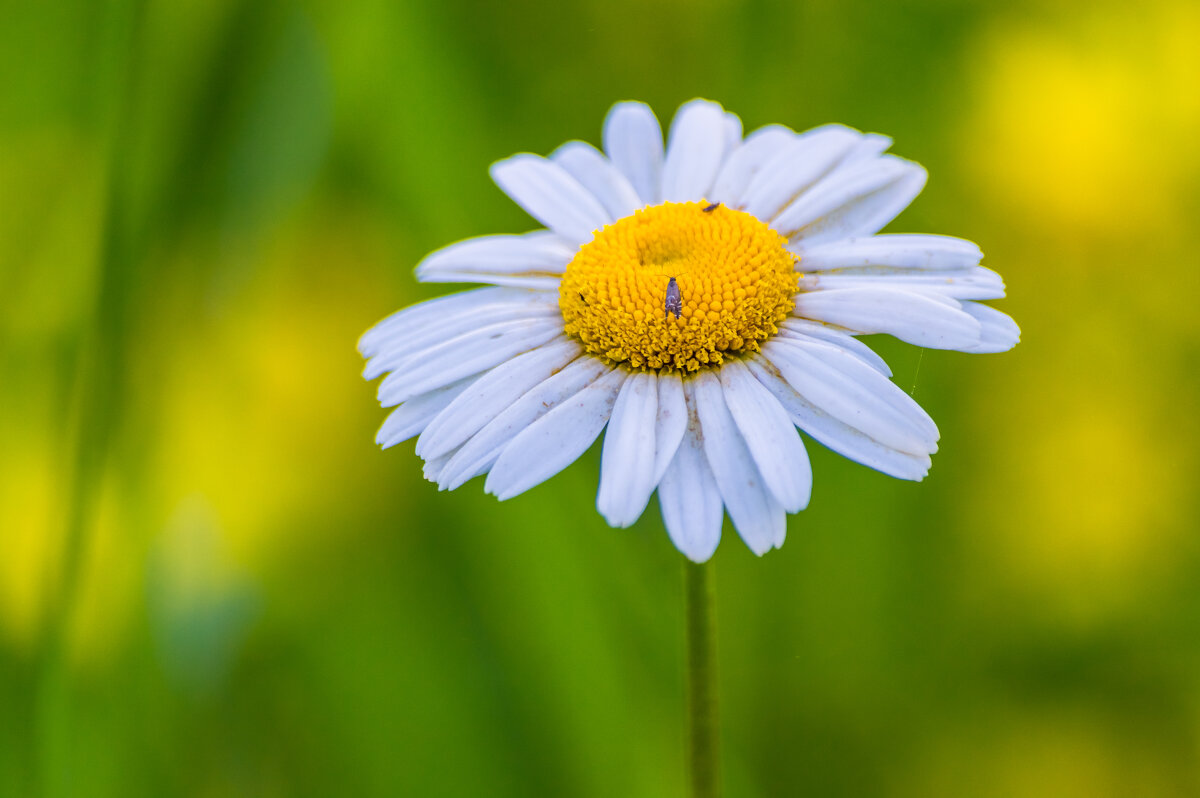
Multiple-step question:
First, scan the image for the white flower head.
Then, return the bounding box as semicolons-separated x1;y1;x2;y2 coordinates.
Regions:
360;99;1019;562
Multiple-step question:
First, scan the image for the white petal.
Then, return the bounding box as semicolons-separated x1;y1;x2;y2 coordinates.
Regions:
596;372;658;527
652;372;687;485
658;414;723;563
422;450;457;484
603;101;663;206
792;234;982;271
709;125;795;206
364;297;560;380
722;112;743;156
377;319;562;407
551;141;643;221
415;338;582;460
746;355;931;481
414;231;575;288
376;375;480;449
958;302;1020;353
416;273;562;290
804;266;1006;300
359;287;551;358
740;126;861;221
490;155;610;244
661;100;728;202
485;368;628;501
827;133;892;172
793;286;982;350
438;356;614;491
692;373;786;555
762;338;938;455
779;319;892;377
774;155;928;245
717;360;812;513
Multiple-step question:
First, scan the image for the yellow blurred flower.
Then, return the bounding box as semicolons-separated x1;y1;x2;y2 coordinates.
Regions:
965;2;1200;234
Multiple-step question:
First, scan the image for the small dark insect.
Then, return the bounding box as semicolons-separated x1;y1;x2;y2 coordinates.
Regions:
703;202;721;213
664;276;683;320
578;292;588;305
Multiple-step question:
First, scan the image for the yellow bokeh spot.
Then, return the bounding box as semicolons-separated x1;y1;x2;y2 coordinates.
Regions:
0;446;61;650
558;201;799;372
965;3;1200;233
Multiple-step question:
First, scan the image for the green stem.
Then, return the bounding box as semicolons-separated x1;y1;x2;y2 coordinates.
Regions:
684;560;721;798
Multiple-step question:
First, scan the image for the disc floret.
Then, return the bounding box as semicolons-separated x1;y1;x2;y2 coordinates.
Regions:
559;201;800;371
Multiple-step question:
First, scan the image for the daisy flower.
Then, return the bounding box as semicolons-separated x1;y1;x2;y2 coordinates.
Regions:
359;99;1018;562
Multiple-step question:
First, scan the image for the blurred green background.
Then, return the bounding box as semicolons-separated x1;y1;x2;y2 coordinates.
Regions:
3;0;1199;795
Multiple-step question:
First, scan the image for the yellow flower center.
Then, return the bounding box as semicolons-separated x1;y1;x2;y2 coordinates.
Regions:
558;201;800;372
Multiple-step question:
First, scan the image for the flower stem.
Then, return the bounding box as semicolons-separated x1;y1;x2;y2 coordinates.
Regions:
684;559;720;798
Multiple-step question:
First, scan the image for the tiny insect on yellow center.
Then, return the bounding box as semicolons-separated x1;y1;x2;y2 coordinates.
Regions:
558;201;801;372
